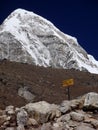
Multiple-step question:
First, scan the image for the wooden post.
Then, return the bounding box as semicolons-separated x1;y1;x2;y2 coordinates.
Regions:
67;87;70;100
66;87;70;100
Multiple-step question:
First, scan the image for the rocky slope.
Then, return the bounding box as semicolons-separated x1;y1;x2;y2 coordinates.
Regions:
0;60;98;109
0;92;98;130
0;8;98;74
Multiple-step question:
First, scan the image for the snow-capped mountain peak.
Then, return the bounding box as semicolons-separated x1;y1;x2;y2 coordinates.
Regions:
0;8;98;74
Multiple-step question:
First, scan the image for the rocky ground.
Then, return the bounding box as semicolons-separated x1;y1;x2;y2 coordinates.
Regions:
0;92;98;130
0;60;98;109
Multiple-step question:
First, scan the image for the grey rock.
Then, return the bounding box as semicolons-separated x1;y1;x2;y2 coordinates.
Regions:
5;106;15;115
90;118;98;129
41;123;52;130
75;124;95;130
24;101;59;123
18;87;35;102
17;125;25;130
17;109;28;126
59;100;71;113
5;127;16;130
83;92;98;111
70;112;84;122
56;113;71;123
67;120;80;128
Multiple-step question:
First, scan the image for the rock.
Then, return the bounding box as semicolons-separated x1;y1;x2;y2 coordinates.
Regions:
27;118;38;126
55;109;61;118
75;123;95;130
24;101;59;123
5;127;16;130
90;118;98;129
0;109;4;116
49;109;61;120
17;125;25;130
3;120;10;127
5;106;15;115
17;109;28;126
59;100;71;113
83;92;98;111
41;123;52;130
70;112;84;122
56;113;71;123
18;87;35;102
70;98;84;109
53;122;63;127
0;115;7;126
52;122;69;130
67;120;79;128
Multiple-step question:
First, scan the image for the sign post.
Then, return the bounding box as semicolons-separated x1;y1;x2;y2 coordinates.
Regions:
62;78;74;100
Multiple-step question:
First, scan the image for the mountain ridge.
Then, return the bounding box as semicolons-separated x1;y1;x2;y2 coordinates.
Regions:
0;8;98;74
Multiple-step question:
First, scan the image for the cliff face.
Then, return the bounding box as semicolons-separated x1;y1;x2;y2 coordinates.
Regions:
0;9;98;73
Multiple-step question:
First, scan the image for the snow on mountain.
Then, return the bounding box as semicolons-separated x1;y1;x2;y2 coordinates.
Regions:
0;8;98;74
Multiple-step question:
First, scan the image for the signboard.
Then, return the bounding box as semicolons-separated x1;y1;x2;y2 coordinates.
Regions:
62;78;74;87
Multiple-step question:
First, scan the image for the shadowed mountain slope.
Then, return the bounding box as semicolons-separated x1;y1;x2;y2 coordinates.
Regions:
0;60;98;109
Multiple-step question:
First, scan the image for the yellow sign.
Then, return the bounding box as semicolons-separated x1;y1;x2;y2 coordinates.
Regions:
62;78;74;87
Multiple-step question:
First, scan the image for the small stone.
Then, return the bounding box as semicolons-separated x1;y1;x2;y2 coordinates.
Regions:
75;124;95;130
41;123;52;130
55;110;61;118
17;125;25;130
27;118;38;126
56;113;71;123
0;115;7;125
91;118;98;129
5;127;16;130
5;106;15;115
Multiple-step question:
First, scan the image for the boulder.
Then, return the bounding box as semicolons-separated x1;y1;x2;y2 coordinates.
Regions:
70;112;84;122
59;100;71;113
24;101;60;123
18;87;35;102
17;109;28;126
83;92;98;111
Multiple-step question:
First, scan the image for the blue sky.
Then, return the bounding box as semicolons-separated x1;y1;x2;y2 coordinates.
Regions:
0;0;98;60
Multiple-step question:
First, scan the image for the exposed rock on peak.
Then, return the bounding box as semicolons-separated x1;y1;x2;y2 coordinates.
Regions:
0;8;98;73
